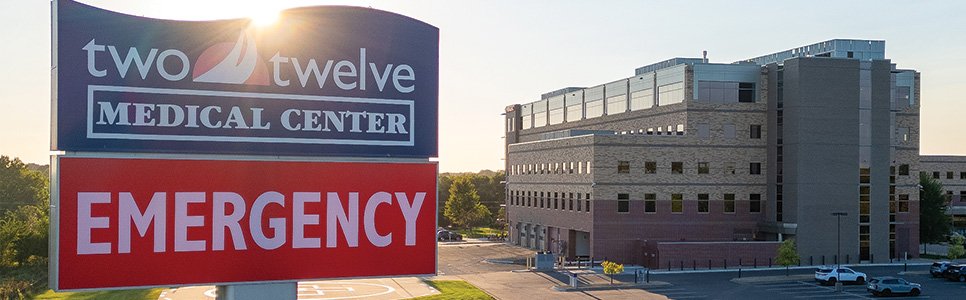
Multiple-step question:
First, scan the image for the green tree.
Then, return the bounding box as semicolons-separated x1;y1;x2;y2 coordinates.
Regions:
0;156;47;213
920;173;951;248
776;239;799;275
437;175;454;227
444;176;491;228
948;234;965;259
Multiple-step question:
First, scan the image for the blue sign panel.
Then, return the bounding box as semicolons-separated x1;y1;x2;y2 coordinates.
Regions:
53;0;438;158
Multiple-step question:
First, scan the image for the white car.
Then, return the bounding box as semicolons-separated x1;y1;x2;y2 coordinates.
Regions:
815;266;867;285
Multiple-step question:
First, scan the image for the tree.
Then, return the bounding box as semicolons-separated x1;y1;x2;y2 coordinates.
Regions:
0;156;47;214
776;239;799;275
601;260;624;284
920;173;951;248
444;176;491;228
948;234;965;259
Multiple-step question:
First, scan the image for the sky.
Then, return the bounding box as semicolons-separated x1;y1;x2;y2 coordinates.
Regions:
1;0;965;172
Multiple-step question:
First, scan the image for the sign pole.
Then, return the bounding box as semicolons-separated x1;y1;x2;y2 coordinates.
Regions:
216;282;297;300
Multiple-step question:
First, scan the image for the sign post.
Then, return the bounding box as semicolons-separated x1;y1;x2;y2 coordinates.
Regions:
50;0;439;296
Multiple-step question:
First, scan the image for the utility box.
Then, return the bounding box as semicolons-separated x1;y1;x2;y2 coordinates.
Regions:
535;252;556;270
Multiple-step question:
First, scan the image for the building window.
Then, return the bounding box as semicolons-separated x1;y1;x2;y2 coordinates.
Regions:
725;163;736;175
738;82;755;103
750;125;762;139
698;194;709;213
570;162;575;174
645;161;657;174
724;194;736;213
569;198;574;211
617;194;630;213
618;161;630;174
948;172;955;180
587;161;592;174
933;172;940;179
750;194;761;213
750;163;761;175
676;124;684;135
645;194;656;213
698;162;710;174
671;194;683;213
899;164;909;176
961;172;966;180
672;162;684;174
898;194;909;212
586;200;591;213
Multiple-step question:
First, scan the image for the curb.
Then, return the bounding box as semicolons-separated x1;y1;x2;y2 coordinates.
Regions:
551;281;671;292
646;262;933;275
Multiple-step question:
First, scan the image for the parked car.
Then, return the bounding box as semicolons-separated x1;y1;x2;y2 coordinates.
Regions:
867;277;922;297
436;229;463;241
930;261;954;277
942;264;966;282
815;266;867;285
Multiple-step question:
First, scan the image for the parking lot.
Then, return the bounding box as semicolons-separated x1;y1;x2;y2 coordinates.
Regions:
648;265;966;299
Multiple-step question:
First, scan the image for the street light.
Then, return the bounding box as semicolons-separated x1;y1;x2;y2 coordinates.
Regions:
832;212;848;267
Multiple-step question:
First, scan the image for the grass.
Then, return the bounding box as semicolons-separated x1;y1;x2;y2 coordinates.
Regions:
34;288;163;300
455;227;505;238
413;280;492;300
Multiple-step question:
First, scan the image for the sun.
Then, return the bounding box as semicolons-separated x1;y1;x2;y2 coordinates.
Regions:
249;9;280;27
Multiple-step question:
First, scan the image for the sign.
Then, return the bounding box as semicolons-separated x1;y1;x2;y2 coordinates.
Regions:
53;0;439;158
52;157;437;290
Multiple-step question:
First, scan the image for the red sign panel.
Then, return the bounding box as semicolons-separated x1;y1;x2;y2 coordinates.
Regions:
54;157;436;290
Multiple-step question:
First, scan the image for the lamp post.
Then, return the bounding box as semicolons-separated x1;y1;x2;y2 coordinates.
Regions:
831;211;848;292
832;212;848;267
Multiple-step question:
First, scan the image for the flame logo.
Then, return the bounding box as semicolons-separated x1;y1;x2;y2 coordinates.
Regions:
192;30;269;85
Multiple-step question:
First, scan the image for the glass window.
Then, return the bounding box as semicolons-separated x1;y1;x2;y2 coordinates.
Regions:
698;194;709;213
948;172;955;179
724;194;735;213
645;161;657;174
618;161;630;174
899;164;909;176
725;163;736;175
645;194;656;213
898;194;909;212
738;82;755;103
671;194;683;213
672;162;684;174
750;163;761;175
750;194;761;213
617;193;629;213
934;172;940;179
750;125;762;139
586;200;591;213
698;162;710;174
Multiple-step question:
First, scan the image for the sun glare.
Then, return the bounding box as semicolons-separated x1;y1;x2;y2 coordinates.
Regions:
250;9;280;27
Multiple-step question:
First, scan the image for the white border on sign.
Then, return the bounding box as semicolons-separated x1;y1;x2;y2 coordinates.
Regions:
49;152;438;292
85;85;416;146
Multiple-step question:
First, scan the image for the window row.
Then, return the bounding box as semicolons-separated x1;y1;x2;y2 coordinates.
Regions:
616;193;761;214
509;161;592;175
508;191;591;213
616;161;762;175
925;171;966;180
